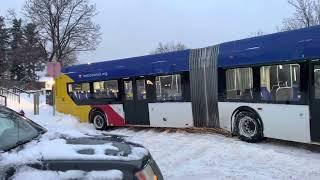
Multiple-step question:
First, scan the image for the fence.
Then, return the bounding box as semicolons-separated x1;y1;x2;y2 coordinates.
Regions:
0;95;7;106
0;80;45;90
0;87;20;104
11;86;32;95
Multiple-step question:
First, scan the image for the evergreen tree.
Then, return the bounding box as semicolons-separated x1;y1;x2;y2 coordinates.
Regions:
6;16;47;82
0;16;10;80
9;18;25;81
22;23;46;81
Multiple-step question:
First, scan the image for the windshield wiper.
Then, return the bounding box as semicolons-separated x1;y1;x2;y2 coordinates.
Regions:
16;140;27;146
1;141;28;152
1;133;42;152
1;142;23;152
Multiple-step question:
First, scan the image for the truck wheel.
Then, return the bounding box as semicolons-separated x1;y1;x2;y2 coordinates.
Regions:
235;111;263;143
92;111;108;130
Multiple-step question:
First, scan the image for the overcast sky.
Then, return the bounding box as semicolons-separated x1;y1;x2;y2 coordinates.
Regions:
0;0;294;64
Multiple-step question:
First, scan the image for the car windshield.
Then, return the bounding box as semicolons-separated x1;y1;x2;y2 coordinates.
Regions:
0;108;39;152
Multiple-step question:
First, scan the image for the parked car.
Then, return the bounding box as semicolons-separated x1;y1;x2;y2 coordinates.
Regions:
0;106;163;180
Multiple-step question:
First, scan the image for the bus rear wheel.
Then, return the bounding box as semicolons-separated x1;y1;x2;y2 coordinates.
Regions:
91;111;108;130
234;111;263;143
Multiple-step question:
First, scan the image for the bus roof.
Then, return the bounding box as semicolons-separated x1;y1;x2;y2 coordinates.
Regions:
62;50;190;82
62;25;320;82
218;25;320;68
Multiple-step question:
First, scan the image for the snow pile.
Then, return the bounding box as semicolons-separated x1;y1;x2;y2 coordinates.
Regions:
27;106;100;138
13;167;123;180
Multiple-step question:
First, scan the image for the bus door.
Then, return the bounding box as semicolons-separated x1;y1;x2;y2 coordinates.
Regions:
310;62;320;142
123;78;150;125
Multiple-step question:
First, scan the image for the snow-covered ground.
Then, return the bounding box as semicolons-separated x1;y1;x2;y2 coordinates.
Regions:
5;94;320;180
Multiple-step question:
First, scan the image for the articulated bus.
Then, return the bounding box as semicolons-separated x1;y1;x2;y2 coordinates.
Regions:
55;25;320;144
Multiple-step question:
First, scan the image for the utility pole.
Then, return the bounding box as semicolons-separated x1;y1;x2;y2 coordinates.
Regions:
34;92;40;115
52;54;57;116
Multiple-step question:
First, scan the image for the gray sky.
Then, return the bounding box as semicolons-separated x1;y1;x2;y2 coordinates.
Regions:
0;0;294;63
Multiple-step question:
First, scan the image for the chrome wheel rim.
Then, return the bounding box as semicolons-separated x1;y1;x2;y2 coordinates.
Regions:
93;115;104;129
239;116;257;138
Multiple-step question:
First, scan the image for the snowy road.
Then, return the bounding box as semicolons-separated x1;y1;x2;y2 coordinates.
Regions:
6;95;320;180
109;128;320;180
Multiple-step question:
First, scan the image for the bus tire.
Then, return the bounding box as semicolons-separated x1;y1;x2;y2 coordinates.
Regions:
234;111;263;143
91;111;108;130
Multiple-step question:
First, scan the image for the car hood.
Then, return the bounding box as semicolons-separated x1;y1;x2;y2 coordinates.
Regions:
39;135;149;161
1;134;149;169
0;135;162;180
63;135;133;158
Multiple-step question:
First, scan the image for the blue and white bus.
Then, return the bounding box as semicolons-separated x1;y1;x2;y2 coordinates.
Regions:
55;25;320;144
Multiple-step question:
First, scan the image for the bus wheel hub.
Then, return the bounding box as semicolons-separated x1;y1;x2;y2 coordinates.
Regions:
239;116;257;138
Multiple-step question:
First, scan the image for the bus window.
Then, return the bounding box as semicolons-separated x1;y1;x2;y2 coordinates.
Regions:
314;66;320;99
93;80;119;99
156;74;182;101
260;64;300;102
136;80;146;100
226;68;253;100
124;80;133;100
68;83;90;101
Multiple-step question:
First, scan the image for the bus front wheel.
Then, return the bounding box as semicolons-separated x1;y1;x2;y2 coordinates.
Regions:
91;111;108;130
234;111;263;143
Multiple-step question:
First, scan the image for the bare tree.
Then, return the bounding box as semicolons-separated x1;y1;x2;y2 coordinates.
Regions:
282;0;320;31
150;42;187;54
24;0;101;66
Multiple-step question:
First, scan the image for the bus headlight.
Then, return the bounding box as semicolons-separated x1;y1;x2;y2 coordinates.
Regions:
135;163;158;180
